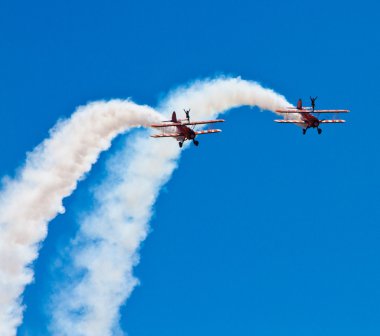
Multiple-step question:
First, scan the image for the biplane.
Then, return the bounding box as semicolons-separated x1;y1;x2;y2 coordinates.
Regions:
150;110;224;148
275;97;349;134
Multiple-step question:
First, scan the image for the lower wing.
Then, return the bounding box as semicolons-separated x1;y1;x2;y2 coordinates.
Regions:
274;120;306;124
319;120;346;123
195;129;222;135
150;132;182;138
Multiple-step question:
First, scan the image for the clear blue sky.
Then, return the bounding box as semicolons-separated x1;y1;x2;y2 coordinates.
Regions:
0;0;379;335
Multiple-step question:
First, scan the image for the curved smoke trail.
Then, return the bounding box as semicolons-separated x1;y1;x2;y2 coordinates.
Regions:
50;77;291;336
0;100;162;336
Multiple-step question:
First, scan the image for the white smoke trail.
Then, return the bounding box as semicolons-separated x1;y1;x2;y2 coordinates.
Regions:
50;77;291;336
0;100;162;336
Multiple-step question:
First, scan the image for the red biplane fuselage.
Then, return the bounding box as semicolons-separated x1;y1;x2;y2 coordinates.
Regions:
295;99;321;129
150;111;224;148
170;112;197;141
275;98;349;135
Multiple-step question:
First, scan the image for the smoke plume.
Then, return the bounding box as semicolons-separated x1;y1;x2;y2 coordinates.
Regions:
0;100;162;336
50;77;291;336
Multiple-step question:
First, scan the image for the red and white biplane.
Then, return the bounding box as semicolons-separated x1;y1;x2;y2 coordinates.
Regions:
275;97;349;134
150;110;224;148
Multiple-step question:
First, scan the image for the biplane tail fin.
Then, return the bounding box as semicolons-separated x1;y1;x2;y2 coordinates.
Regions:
171;111;177;122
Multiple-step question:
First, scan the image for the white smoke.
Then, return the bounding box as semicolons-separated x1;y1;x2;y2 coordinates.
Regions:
160;76;291;117
50;134;179;336
0;100;162;336
50;77;291;336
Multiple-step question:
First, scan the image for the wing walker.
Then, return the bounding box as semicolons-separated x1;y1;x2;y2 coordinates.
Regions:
150;97;349;147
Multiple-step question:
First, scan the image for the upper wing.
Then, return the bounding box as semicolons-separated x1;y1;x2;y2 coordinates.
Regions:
185;119;225;126
312;110;349;113
275;119;346;124
150;132;182;138
194;129;222;135
150;122;181;128
276;109;349;114
276;109;306;113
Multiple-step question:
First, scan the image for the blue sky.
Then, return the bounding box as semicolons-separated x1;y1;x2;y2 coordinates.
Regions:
0;0;379;335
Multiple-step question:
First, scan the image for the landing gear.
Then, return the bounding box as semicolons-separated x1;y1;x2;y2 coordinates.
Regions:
302;128;307;135
193;140;199;146
317;128;322;135
179;142;183;148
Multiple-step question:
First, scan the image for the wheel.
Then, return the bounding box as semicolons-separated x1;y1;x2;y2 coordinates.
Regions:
179;142;183;148
302;129;306;135
193;140;199;146
318;128;322;135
